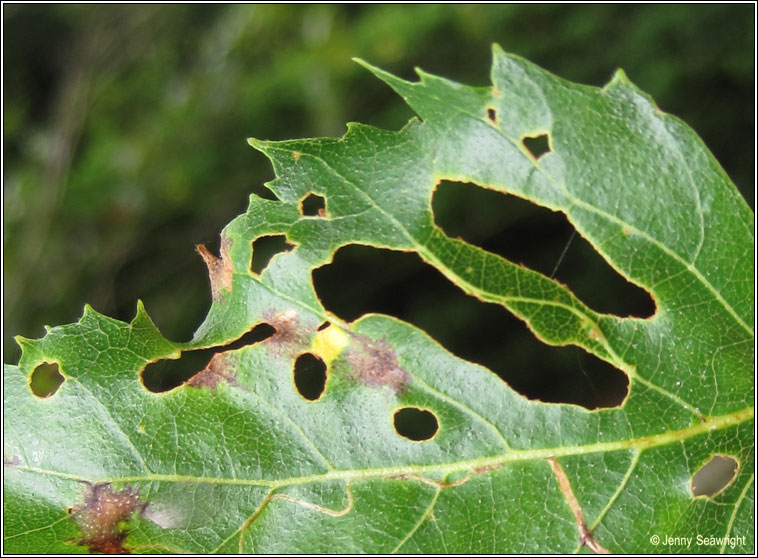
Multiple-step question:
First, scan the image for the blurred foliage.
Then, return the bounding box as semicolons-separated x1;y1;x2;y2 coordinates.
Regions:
3;4;753;401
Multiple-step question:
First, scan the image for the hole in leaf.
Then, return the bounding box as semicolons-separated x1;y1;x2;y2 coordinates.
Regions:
691;455;738;498
393;407;438;441
521;134;551;159
312;245;629;409
486;107;497;123
317;321;331;331
300;193;326;217
30;362;64;397
251;235;294;275
293;352;327;400
141;323;275;392
432;181;655;318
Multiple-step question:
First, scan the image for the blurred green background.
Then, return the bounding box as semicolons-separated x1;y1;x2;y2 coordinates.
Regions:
4;4;754;407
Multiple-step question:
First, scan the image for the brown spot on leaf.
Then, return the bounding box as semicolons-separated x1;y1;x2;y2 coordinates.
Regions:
197;234;234;301
345;334;409;394
185;352;240;393
4;454;21;467
71;483;144;554
264;308;308;353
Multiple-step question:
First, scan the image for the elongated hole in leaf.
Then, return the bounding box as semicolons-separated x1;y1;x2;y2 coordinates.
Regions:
691;455;738;497
141;323;275;392
251;234;294;275
313;245;628;409
317;321;331;331
30;362;64;397
393;407;438;441
432;181;655;318
293;353;327;400
300;193;326;217
521;133;551;158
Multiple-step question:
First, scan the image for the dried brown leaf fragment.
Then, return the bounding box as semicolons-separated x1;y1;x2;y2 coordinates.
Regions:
197;234;234;301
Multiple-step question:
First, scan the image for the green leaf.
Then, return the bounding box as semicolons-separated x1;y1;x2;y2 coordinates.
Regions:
4;45;753;554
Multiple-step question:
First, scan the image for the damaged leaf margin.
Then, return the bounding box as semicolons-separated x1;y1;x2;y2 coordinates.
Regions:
4;45;754;554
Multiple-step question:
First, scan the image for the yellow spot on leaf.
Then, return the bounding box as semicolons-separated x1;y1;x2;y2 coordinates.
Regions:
311;324;348;365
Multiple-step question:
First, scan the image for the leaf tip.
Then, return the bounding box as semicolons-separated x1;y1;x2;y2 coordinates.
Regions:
605;67;663;113
355;57;414;91
609;67;630;85
352;57;390;80
353;57;381;74
131;299;157;329
246;137;267;152
14;334;31;349
135;299;147;315
81;303;97;319
605;67;647;98
412;66;439;84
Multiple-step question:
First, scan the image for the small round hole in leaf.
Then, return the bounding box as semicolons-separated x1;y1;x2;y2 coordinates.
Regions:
522;134;550;159
486;107;497;123
293;353;327;401
393;407;438;441
300;193;326;217
691;455;738;497
30;362;64;397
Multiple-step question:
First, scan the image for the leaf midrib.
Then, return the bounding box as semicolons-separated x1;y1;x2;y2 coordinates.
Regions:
16;405;751;489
